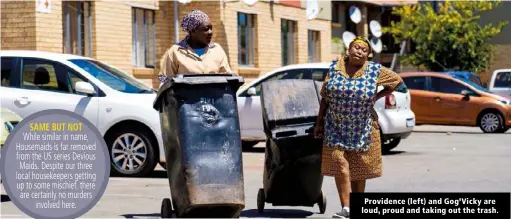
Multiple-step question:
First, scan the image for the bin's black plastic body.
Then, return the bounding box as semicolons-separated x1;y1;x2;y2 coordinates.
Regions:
257;79;326;214
153;74;245;218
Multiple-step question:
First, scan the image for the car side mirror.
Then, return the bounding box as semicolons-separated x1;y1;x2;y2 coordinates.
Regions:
75;81;96;96
247;87;257;96
461;89;477;97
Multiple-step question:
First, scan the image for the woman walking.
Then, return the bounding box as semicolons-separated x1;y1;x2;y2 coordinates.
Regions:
314;36;403;219
158;9;232;86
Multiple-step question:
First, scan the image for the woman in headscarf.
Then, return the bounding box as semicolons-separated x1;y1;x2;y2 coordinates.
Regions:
314;36;403;219
158;9;232;86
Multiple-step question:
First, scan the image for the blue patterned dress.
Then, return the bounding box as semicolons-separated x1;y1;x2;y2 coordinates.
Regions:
320;59;403;181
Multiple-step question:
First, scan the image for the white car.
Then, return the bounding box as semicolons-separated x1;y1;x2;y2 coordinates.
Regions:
237;62;415;152
488;69;511;98
1;50;164;177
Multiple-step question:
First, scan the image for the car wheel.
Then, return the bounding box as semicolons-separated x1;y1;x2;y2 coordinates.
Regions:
106;128;157;177
381;136;401;153
479;112;504;133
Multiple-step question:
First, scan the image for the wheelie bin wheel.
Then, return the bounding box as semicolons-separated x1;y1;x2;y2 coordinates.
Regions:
161;198;173;218
257;188;265;213
318;191;327;214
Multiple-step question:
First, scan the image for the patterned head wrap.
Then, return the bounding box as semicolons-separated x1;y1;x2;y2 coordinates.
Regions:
181;9;210;32
349;36;370;48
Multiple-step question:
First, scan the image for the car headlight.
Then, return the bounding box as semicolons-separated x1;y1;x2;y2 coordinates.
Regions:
4;122;14;133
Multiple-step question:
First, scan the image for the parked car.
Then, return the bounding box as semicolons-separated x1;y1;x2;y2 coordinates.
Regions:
488;69;511;98
0;50;165;177
1;107;22;147
237;63;416;152
400;72;511;133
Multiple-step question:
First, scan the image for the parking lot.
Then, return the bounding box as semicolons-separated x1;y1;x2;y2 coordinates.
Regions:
2;125;510;218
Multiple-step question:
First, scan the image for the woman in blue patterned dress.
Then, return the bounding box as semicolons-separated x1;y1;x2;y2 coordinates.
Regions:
313;36;403;219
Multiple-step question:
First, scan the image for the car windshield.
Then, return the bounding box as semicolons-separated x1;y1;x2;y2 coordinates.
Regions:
69;59;154;94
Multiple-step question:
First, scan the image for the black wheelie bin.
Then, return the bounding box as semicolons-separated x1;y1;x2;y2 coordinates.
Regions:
257;79;326;214
153;74;245;218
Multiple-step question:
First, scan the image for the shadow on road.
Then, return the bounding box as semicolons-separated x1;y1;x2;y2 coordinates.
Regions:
110;170;168;179
241;209;313;218
1;194;11;202
122;209;314;218
382;150;406;156
121;213;160;218
243;146;265;153
413;130;510;135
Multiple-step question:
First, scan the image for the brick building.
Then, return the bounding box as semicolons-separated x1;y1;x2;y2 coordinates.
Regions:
1;0;331;88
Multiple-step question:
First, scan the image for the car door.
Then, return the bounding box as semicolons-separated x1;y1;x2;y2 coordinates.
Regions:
428;76;472;125
238;68;312;140
491;71;511;98
401;76;431;123
2;57;100;126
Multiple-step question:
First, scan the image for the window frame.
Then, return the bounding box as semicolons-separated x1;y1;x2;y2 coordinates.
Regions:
332;3;340;23
19;58;75;94
132;8;156;68
281;19;297;66
237;12;256;67
63;1;92;57
18;58;99;96
308;30;321;63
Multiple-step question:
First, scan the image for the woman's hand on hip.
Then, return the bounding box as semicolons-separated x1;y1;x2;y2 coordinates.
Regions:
313;123;324;139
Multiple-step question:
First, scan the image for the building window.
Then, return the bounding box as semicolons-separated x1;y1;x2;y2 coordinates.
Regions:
332;3;340;23
63;1;92;57
132;8;156;68
281;19;297;66
308;30;320;63
237;13;256;66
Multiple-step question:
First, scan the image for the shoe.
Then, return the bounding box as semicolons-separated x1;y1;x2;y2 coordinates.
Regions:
332;208;350;218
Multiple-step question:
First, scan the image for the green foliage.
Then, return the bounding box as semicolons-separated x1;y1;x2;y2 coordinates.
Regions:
332;37;346;54
383;0;508;73
332;37;342;44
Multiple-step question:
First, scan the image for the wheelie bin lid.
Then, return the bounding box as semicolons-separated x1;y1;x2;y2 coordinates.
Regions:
153;74;244;112
260;79;321;130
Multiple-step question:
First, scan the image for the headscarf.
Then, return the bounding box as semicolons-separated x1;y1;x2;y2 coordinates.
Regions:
181;9;210;32
349;36;370;49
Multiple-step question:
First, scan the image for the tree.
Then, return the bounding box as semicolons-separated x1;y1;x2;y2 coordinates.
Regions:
384;0;508;73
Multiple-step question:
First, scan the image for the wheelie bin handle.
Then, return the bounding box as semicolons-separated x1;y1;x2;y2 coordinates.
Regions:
271;124;315;140
153;74;245;113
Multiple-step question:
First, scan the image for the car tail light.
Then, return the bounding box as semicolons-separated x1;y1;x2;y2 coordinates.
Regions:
385;94;397;109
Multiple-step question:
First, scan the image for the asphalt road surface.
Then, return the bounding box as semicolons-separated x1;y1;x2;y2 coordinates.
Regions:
1;125;510;218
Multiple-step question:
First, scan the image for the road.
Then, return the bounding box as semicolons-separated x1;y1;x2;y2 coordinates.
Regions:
1;125;510;218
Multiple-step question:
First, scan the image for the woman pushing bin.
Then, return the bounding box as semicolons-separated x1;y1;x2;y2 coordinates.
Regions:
154;9;245;218
314;36;403;219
